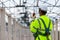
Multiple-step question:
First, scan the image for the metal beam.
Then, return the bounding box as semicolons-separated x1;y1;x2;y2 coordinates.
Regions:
0;5;60;8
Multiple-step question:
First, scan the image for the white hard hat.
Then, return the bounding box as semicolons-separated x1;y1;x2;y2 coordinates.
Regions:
38;2;47;11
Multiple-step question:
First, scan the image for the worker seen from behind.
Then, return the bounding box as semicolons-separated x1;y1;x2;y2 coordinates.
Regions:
30;5;53;40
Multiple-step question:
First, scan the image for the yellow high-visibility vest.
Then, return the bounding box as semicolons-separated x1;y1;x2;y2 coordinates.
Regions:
30;15;53;40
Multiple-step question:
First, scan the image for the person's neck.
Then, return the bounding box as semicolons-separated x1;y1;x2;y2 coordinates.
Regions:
40;15;45;16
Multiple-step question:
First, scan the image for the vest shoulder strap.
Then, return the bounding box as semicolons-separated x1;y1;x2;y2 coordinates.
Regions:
40;18;51;30
37;19;41;29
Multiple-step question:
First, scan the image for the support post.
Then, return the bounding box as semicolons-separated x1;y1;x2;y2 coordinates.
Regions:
0;8;6;40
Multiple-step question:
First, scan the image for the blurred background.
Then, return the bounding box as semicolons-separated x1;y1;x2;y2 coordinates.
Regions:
0;0;60;40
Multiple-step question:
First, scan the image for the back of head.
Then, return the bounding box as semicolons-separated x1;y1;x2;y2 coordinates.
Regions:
38;2;47;15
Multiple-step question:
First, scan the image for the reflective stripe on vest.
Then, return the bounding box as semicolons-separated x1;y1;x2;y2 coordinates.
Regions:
33;18;51;40
39;18;51;40
39;18;51;32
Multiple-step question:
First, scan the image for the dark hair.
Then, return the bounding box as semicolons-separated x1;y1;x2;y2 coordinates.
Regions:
41;10;47;15
39;8;47;15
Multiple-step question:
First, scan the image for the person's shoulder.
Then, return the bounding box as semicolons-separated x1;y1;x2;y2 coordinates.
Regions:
31;20;35;22
30;18;36;22
31;18;39;23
